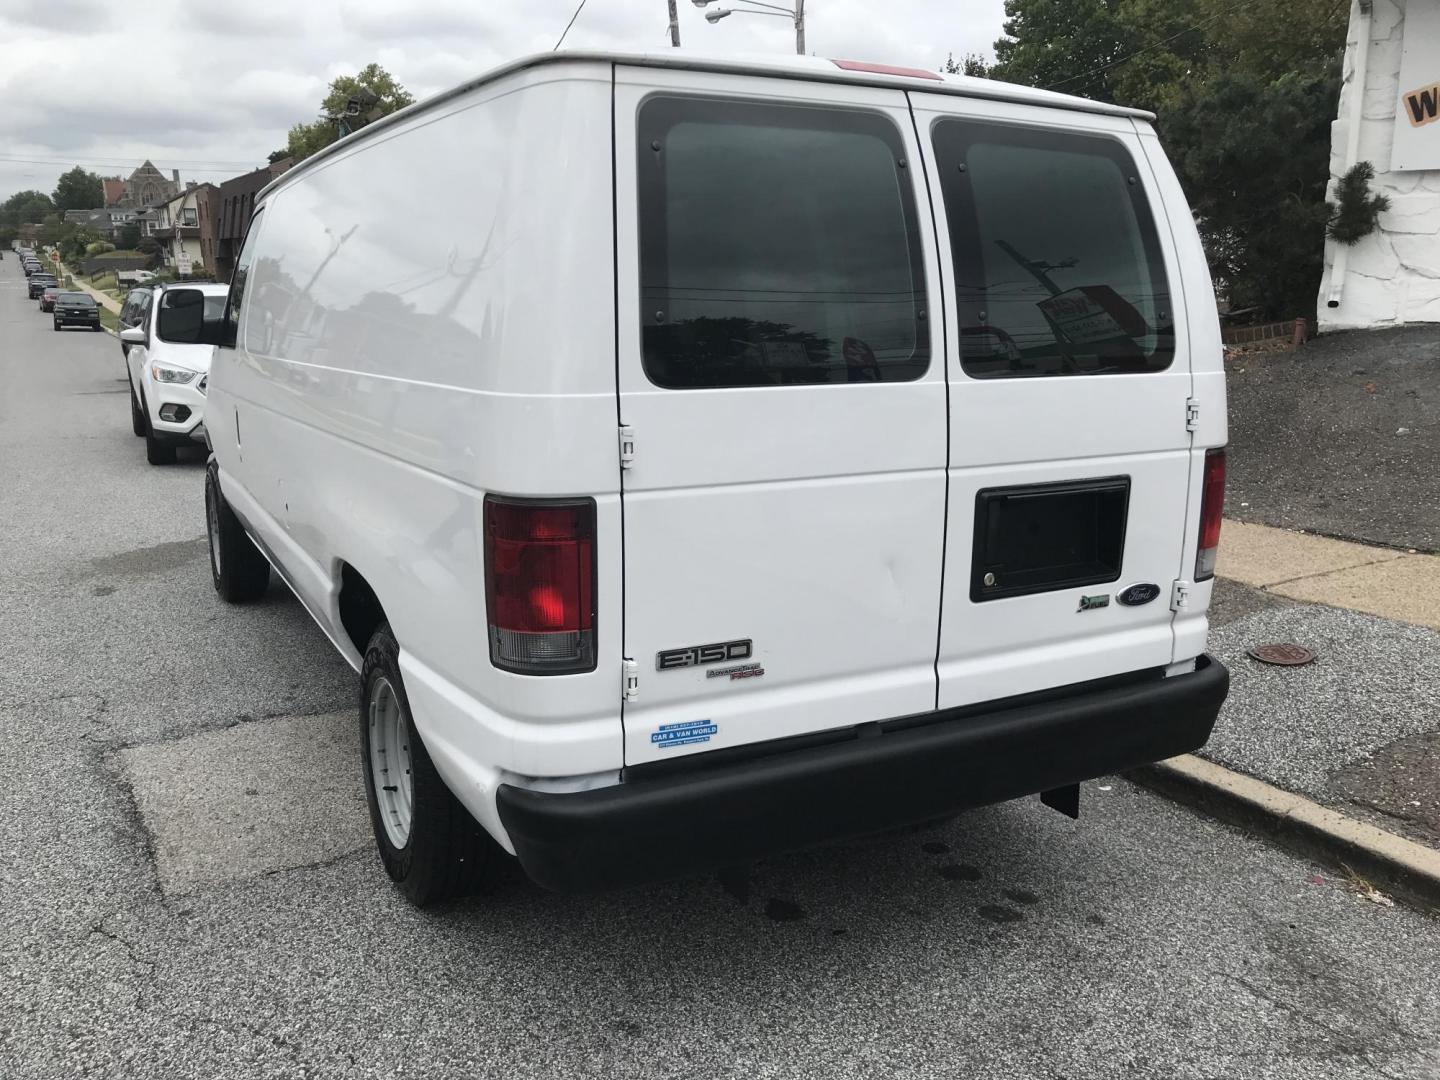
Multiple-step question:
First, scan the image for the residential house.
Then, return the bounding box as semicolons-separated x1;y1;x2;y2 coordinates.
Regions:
62;207;139;240
149;184;217;275
1318;0;1440;328
214;158;291;281
101;177;125;208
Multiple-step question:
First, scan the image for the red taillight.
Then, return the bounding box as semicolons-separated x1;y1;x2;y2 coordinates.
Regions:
484;496;596;674
1195;448;1226;581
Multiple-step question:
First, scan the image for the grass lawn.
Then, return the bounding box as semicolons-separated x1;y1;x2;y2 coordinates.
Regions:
98;306;118;333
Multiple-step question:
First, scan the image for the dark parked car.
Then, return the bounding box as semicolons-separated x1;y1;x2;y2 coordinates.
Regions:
53;292;102;331
39;286;63;312
28;274;58;299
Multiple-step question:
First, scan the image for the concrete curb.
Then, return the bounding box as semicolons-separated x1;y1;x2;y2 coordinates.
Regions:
1129;754;1440;912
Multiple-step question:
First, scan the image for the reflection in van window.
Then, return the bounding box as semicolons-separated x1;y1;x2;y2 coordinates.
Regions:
638;97;930;388
932;122;1174;378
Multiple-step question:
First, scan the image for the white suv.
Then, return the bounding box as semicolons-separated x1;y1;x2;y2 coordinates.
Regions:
121;282;228;465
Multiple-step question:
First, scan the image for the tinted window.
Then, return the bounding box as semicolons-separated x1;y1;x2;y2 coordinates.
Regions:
224;210;262;349
932;121;1172;378
157;290;225;343
638;96;929;388
59;293;95;307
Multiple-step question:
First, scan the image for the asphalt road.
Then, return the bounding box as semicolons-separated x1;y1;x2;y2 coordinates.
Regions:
1227;325;1440;553
3;257;1439;1079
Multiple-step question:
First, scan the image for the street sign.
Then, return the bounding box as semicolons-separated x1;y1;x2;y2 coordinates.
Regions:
176;252;192;276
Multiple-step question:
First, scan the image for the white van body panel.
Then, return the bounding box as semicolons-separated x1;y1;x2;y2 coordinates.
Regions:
208;62;624;836
613;66;948;765
206;53;1227;879
908;93;1210;711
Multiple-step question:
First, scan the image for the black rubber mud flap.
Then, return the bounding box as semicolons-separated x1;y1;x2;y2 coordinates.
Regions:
1041;783;1080;819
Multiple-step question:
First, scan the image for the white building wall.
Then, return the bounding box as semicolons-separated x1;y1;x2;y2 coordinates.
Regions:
1318;0;1440;330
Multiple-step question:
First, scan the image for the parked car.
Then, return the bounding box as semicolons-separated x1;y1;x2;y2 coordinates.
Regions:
203;51;1230;906
117;286;160;358
116;269;157;287
53;292;102;331
27;273;57;299
22;260;41;277
38;286;63;312
121;282;228;465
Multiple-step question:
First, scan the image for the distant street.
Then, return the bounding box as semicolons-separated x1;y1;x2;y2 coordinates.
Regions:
2;254;1439;1079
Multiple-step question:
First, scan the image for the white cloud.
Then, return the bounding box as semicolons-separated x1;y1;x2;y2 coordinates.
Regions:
0;0;1005;200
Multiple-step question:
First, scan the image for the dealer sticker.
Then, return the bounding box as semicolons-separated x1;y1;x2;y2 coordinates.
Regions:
651;719;718;748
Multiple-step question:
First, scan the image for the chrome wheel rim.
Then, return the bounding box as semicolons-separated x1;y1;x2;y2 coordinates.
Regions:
367;676;413;848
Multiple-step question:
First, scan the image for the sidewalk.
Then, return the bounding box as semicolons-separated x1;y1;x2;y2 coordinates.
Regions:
60;264;122;314
1134;518;1440;907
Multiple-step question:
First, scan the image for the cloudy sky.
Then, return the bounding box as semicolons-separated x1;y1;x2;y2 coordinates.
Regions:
0;0;1006;203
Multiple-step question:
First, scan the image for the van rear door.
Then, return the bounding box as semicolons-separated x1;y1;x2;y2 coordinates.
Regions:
912;96;1196;709
613;68;947;765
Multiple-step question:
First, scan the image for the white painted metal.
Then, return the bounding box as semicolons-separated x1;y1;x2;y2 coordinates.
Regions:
206;52;1223;858
908;93;1217;711
207;62;622;851
613;65;948;766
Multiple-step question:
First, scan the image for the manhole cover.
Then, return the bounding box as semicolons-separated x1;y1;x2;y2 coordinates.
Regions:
1248;643;1316;666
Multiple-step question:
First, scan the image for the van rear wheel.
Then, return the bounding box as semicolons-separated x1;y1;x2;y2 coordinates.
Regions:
361;623;492;905
205;460;270;601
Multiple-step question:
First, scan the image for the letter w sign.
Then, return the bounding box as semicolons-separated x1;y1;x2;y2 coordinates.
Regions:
1404;83;1440;128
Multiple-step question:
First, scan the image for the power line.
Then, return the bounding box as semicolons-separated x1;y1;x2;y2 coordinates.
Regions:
1043;0;1251;94
553;0;591;50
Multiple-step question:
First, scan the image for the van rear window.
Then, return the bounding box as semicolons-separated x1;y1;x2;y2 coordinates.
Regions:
931;121;1173;378
638;96;930;388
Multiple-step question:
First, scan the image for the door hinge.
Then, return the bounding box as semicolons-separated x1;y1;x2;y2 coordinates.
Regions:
618;425;636;470
1185;399;1200;432
1170;579;1192;611
623;658;639;701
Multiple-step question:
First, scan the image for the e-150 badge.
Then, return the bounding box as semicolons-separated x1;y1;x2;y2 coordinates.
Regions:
657;638;752;671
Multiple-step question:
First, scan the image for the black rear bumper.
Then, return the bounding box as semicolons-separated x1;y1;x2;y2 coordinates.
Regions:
497;656;1228;893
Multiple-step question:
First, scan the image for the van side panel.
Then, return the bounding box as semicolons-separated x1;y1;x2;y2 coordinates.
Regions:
210;62;622;816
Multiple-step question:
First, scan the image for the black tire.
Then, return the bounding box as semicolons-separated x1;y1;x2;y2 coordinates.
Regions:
129;382;146;437
205;459;270;602
52;320;60;331
361;623;492;905
142;390;177;465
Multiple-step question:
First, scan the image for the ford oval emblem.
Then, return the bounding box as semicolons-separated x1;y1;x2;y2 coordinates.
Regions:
1118;583;1161;607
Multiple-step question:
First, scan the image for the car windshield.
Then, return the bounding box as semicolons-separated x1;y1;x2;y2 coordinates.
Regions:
156;289;226;343
59;293;94;307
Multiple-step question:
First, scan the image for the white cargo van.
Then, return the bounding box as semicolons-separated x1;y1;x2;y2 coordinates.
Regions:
202;51;1230;904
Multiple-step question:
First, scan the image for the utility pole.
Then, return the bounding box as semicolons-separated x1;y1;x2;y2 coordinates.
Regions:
668;0;681;46
793;0;804;54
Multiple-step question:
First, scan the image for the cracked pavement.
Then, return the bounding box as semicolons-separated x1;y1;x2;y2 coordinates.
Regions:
3;259;1440;1078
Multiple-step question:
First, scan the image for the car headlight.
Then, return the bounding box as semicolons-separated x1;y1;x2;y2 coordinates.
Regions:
150;364;198;385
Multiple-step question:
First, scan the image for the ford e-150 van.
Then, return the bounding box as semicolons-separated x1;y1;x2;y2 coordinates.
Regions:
201;51;1230;904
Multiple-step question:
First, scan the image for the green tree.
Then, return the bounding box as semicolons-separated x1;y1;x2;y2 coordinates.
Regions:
971;0;1346;320
115;223;141;249
943;52;993;78
285;63;415;162
1165;71;1339;319
52;167;104;212
0;190;56;228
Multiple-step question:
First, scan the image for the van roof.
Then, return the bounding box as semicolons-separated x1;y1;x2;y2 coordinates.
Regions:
262;49;1154;201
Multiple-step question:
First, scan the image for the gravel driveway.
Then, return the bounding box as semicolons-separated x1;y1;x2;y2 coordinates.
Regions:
1226;325;1439;552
